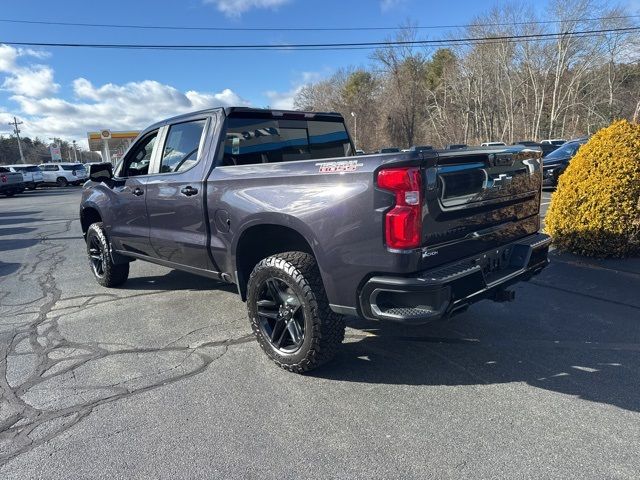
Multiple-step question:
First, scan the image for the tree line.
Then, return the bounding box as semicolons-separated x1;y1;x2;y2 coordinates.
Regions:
294;0;640;151
0;136;100;165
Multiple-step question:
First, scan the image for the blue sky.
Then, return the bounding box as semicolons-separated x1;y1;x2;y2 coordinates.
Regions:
0;0;636;145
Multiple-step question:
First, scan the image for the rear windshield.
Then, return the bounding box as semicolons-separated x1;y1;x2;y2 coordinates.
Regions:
221;116;353;166
61;165;85;171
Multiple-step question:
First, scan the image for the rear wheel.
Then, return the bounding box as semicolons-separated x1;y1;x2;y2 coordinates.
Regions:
86;222;129;287
4;191;15;197
56;177;68;187
247;251;345;373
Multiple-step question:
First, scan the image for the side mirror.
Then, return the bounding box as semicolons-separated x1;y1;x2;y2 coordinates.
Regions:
89;162;113;183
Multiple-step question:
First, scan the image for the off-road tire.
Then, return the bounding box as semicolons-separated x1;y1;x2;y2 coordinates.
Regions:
86;222;129;287
56;177;68;187
247;251;345;373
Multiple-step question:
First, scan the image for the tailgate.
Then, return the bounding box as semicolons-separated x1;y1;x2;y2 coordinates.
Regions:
421;147;542;266
3;172;24;185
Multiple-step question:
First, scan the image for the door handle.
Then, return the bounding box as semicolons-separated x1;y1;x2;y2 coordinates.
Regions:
132;187;144;196
180;186;198;197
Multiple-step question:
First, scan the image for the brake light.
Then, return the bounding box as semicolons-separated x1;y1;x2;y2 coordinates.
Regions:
1;174;7;183
377;167;422;249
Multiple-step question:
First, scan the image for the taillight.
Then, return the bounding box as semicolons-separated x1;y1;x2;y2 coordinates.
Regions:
0;174;7;183
377;167;422;249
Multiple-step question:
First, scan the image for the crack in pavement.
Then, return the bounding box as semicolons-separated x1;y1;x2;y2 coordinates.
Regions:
0;216;255;466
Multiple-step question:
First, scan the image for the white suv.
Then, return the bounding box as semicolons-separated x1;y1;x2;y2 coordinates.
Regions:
39;163;89;187
6;164;44;190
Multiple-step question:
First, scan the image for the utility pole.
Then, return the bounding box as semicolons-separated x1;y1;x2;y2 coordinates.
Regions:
72;140;78;162
8;116;26;164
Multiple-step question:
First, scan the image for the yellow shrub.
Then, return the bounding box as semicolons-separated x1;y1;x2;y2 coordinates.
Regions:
545;120;640;257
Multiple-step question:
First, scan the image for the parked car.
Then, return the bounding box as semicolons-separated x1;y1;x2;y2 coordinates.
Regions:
378;147;401;153
80;107;550;373
6;164;44;190
480;141;506;147
0;166;26;197
446;144;467;150
540;139;566;146
542;137;589;187
355;149;366;155
39;163;89;186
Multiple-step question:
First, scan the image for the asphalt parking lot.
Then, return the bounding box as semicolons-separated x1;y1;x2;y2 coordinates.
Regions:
1;187;639;479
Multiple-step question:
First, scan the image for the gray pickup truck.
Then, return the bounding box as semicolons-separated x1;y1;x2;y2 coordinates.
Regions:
80;107;550;372
0;167;25;197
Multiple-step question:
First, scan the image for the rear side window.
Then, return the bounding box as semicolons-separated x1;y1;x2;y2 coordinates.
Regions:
222;117;352;166
159;119;206;173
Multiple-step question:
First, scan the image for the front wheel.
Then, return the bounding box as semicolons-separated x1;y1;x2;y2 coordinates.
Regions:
247;251;345;373
56;177;68;187
86;222;129;287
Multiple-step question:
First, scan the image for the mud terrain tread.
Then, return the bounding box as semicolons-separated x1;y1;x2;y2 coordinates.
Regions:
248;251;345;373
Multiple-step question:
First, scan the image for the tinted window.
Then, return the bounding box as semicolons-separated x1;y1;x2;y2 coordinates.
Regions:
43;165;59;171
545;141;582;160
160;120;206;173
61;165;84;171
222;117;352;166
120;130;158;177
0;167;8;173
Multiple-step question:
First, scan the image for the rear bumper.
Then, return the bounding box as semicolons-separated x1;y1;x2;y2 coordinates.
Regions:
358;233;551;324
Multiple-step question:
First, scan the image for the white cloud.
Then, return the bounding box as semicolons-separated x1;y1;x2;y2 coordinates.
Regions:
2;66;59;97
0;44;250;145
0;45;59;97
10;78;249;142
265;71;321;110
380;0;407;12
0;44;18;71
204;0;291;17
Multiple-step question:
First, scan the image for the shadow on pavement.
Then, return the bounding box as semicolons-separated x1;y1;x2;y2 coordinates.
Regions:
0;261;21;278
0;238;40;252
0;226;37;236
315;251;640;413
0;207;44;227
124;269;237;293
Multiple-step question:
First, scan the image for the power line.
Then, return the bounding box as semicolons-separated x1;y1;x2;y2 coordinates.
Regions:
0;14;637;32
1;26;638;52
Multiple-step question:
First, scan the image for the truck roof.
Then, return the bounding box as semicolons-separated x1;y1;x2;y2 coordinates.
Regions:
146;107;344;132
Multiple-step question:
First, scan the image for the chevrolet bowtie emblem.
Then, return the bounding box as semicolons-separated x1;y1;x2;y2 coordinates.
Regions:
488;173;513;189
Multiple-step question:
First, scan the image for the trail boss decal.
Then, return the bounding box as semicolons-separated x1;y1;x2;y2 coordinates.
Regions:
316;160;363;173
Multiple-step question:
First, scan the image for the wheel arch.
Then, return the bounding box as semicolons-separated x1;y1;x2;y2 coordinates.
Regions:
80;204;103;237
233;219;321;301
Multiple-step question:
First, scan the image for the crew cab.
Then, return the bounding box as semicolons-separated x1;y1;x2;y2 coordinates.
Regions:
39;163;88;186
0;167;25;197
6;164;44;190
80;107;550;373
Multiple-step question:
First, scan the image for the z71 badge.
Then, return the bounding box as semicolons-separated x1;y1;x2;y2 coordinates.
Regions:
316;160;363;173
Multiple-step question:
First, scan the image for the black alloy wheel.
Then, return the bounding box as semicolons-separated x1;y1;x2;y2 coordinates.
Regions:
88;233;105;278
256;277;305;353
246;251;345;373
85;222;129;287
